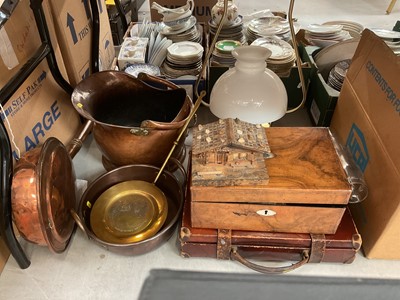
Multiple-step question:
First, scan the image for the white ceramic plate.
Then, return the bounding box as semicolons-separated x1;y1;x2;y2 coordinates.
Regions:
167;41;203;59
323;20;364;33
306;24;343;34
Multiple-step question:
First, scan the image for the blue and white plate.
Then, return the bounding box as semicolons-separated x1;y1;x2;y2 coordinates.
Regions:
124;63;161;78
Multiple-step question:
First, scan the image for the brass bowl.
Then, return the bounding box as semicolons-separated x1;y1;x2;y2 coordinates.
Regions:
90;180;168;244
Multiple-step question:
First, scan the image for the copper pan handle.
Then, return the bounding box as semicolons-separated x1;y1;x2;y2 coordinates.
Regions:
66;120;93;158
70;209;90;239
231;247;310;274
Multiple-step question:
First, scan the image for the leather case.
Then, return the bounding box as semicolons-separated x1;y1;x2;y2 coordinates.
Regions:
178;184;362;274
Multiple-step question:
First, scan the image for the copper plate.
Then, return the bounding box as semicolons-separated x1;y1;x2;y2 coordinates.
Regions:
90;180;168;244
38;138;76;253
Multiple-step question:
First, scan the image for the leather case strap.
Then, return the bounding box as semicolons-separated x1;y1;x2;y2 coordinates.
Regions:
217;229;232;260
309;233;326;263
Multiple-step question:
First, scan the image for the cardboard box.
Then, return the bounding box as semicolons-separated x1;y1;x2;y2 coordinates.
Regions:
0;0;67;87
1;60;82;161
0;0;81;161
149;0;217;24
330;29;400;259
44;0;116;86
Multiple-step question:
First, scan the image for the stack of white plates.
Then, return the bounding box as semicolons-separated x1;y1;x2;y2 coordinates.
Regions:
327;59;351;91
323;20;364;38
251;37;296;77
305;24;352;48
370;28;400;55
208;15;245;45
245;16;294;44
211;40;241;67
161;41;204;78
147;31;173;67
160;16;202;44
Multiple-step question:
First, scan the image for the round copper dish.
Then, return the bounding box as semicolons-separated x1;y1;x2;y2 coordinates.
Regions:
11;138;76;253
90;180;168;244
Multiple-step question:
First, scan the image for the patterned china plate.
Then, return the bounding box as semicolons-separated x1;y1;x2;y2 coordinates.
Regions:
124;63;161;78
251;37;294;60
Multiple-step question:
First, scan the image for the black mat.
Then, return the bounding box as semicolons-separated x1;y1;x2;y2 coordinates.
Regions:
138;269;400;300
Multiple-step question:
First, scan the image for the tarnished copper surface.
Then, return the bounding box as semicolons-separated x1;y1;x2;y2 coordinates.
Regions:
11;139;75;252
71;71;193;168
11;147;45;245
11;122;92;253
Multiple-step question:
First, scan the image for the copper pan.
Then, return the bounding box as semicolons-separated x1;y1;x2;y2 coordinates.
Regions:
72;161;186;255
71;71;193;169
11;121;93;253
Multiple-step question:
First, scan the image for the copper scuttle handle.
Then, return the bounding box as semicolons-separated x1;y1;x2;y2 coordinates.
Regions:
66;120;94;158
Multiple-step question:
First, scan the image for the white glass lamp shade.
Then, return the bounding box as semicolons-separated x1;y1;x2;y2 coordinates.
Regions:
210;45;288;124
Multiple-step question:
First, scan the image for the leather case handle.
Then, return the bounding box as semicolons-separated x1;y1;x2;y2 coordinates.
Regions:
231;247;310;275
217;230;325;274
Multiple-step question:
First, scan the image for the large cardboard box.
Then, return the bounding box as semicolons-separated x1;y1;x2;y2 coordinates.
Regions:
0;0;81;161
45;0;115;86
0;0;67;86
1;61;81;161
149;0;217;24
330;29;400;259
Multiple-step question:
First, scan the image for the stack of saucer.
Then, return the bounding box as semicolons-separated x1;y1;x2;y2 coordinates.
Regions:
323;20;364;38
208;15;245;45
245;16;292;44
161;41;204;78
251;37;296;77
305;24;352;48
211;40;242;67
160;16;202;44
327;59;351;91
370;28;400;55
